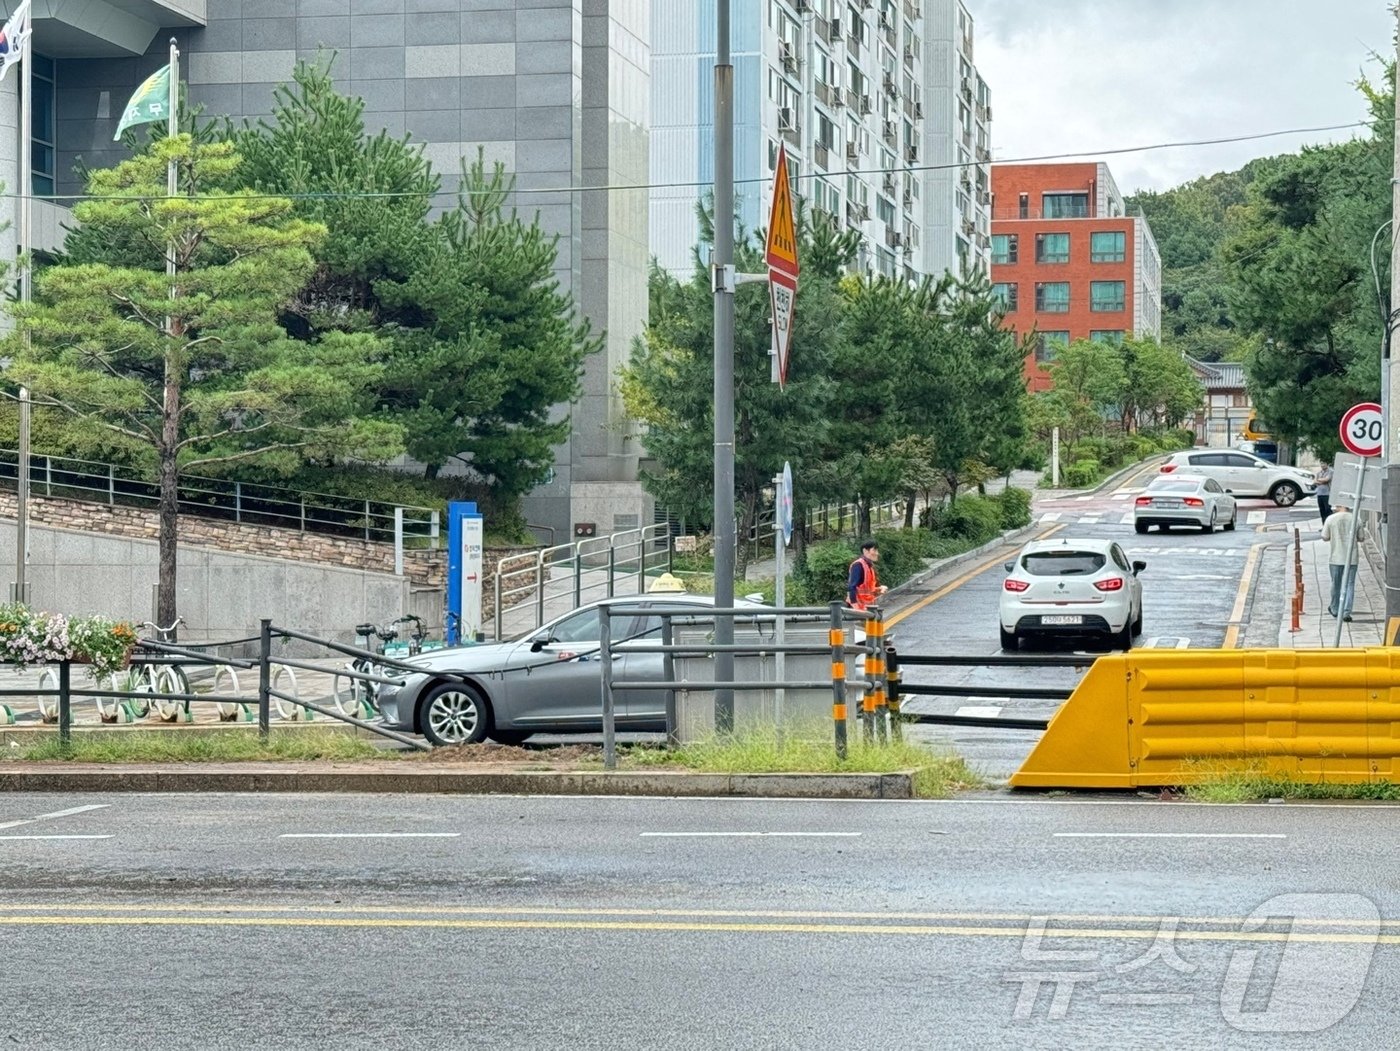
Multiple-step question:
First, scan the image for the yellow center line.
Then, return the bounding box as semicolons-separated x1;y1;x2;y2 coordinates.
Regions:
888;523;1064;629
0;913;1395;944
1222;541;1266;649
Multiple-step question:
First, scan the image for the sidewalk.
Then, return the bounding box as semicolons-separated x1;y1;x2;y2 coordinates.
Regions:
1276;519;1386;648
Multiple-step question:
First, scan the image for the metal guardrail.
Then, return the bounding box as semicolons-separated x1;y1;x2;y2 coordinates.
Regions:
0;448;441;546
887;649;1096;731
492;523;673;640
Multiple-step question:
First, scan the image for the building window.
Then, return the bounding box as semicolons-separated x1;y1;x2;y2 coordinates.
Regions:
1043;192;1089;219
991;233;1017;264
1090;231;1126;263
1090;329;1124;345
1090;280;1125;312
876;195;894;225
1035;232;1069;264
1018;192;1028;219
1035;282;1070;313
29;53;55;196
1035;330;1070;363
992;282;1018;312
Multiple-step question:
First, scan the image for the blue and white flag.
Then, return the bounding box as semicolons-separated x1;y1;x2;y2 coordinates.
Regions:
0;1;31;84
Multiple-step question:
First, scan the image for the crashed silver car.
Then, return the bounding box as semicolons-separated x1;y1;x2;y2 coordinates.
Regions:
377;595;757;746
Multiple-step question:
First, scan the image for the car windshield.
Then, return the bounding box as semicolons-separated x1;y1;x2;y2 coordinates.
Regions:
1148;480;1199;493
540;608;602;644
1021;551;1107;576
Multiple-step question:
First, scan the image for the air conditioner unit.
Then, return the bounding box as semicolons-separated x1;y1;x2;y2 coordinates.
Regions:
879;14;892;30
883;73;898;96
902;193;913;209
905;144;919;163
780;42;799;72
886;229;904;249
882;119;896;138
860;94;873;114
978;190;990;206
845;141;859;161
779;107;796;130
860;0;873;10
794;0;811;11
913;101;923;119
961;76;972;96
882;173;895;193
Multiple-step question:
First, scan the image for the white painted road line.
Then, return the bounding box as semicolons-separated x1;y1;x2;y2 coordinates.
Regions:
1247;510;1267;524
955;706;1004;718
1075;495;1093;502
1054;833;1286;840
279;833;463;839
0;803;111;832
640;832;863;838
1119;513;1134;525
1039;512;1061;522
0;835;115;841
1111;493;1131;501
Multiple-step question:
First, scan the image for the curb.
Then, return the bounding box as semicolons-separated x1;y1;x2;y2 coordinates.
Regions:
0;763;915;800
1040;453;1168;499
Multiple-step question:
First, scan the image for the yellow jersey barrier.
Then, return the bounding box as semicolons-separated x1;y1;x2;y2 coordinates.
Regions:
1010;648;1400;789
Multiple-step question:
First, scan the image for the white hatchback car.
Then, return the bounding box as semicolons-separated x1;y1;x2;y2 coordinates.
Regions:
1134;474;1237;534
1159;449;1314;506
999;537;1145;651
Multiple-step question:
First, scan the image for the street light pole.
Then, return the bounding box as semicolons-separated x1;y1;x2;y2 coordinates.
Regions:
1387;19;1400;642
711;0;736;729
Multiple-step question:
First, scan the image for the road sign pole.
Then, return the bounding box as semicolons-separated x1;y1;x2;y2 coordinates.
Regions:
712;0;736;732
1388;17;1400;641
774;471;786;740
1336;457;1368;649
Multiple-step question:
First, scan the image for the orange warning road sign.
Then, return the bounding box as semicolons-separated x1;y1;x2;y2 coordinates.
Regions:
765;144;800;277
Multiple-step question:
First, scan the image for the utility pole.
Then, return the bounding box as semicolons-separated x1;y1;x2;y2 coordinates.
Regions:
1387;17;1400;644
711;0;736;730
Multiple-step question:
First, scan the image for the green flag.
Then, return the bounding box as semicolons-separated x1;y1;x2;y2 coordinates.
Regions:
114;64;171;140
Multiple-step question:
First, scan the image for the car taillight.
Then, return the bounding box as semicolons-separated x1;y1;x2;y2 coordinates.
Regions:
1135;496;1151;506
1094;577;1125;592
1159;464;1177;473
1004;578;1029;592
1183;497;1204;507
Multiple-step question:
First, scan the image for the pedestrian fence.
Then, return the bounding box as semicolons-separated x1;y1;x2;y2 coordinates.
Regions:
0;447;441;547
0;621;477;753
597;600;1098;768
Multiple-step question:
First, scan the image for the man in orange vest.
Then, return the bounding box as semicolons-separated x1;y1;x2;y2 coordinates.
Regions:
847;539;888;611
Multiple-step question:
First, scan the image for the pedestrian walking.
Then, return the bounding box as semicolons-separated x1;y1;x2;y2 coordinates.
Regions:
846;539;888;611
1321;504;1364;621
1314;462;1333;523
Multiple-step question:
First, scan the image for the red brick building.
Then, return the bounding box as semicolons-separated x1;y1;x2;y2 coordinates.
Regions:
989;162;1162;391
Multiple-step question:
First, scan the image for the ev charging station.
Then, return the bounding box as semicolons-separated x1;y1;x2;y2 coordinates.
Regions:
446;501;485;644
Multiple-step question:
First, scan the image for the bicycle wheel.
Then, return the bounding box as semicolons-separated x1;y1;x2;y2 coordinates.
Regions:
151;665;190;721
213;665;245;721
271;665;304;720
124;666;155;719
89;671;125;722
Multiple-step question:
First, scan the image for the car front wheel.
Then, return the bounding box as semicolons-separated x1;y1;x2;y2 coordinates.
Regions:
1271;481;1302;507
419;681;490;746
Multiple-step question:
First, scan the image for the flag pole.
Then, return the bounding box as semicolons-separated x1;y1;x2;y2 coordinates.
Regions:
14;1;31;604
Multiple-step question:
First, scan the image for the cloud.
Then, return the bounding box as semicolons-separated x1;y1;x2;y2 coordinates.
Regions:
972;0;1392;192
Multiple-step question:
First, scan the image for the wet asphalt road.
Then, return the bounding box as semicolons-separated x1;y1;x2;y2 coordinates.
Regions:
1;791;1397;1050
890;462;1320;780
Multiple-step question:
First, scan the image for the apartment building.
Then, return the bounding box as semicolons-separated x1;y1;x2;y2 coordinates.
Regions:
988;161;1162;392
0;0;651;544
650;0;991;282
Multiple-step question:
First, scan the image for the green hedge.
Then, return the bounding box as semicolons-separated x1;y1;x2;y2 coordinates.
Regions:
1065;459;1100;487
995;487;1032;530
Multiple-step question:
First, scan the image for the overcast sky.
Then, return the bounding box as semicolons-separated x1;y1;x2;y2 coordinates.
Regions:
973;0;1395;194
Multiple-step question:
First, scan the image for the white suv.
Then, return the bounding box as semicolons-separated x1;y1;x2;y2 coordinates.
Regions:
1159;450;1314;507
999;537;1144;651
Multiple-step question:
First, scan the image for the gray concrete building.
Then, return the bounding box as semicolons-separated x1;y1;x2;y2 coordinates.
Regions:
1;0;651;545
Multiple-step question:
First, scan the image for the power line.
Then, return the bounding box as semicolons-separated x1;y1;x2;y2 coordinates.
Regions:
2;118;1381;205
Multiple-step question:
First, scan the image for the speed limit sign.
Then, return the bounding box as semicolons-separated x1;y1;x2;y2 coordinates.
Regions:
1339;402;1383;458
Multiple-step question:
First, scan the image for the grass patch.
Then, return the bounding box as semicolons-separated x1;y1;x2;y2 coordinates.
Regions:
1180;760;1400;803
14;728;384;763
621;729;983;798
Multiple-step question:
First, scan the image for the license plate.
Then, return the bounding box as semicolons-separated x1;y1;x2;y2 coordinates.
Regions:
1041;615;1083;626
1157;500;1181;508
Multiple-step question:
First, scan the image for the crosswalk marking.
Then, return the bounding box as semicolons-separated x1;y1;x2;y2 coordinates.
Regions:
1119;513;1134;525
955;705;1004;718
1247;510;1266;524
1143;637;1191;649
1038;512;1061;522
1128;547;1245;557
1075;495;1093;502
1111;493;1131;501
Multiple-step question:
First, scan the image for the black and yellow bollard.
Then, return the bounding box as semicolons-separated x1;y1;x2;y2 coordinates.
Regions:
886;644;902;742
829;602;848;760
865;607;887;744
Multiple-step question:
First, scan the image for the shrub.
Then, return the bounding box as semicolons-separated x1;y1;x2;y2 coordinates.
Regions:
994;486;1032;530
931;495;1002;545
869;528;927;583
1072;437;1122;469
1065;459;1100;488
798;539;859;603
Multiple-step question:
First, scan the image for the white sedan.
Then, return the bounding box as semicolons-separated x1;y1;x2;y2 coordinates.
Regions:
1133;474;1237;534
999;537;1145;651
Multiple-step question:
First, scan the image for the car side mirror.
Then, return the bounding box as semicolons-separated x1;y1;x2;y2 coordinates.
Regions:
1225;488;1233;494
530;638;548;653
1003;561;1014;573
1132;560;1147;573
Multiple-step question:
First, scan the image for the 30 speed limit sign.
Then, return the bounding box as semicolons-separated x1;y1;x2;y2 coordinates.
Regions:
1339;401;1383;458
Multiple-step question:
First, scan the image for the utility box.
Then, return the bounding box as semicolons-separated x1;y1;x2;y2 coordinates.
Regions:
671;616;860;742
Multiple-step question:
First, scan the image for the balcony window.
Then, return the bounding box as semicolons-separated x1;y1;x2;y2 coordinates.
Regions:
1090;330;1124;345
1090;280;1125;312
29;53;54;196
991;233;1017;264
1035;331;1070;363
1042;192;1088;219
1090;231;1126;263
992;282;1018;312
1035;282;1070;313
1035;232;1069;264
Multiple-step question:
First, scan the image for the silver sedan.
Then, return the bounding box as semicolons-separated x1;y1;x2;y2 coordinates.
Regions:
1133;474;1237;534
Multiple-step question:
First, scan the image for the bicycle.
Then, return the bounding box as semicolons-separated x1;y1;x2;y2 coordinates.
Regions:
122;618;192;722
332;622;396;718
